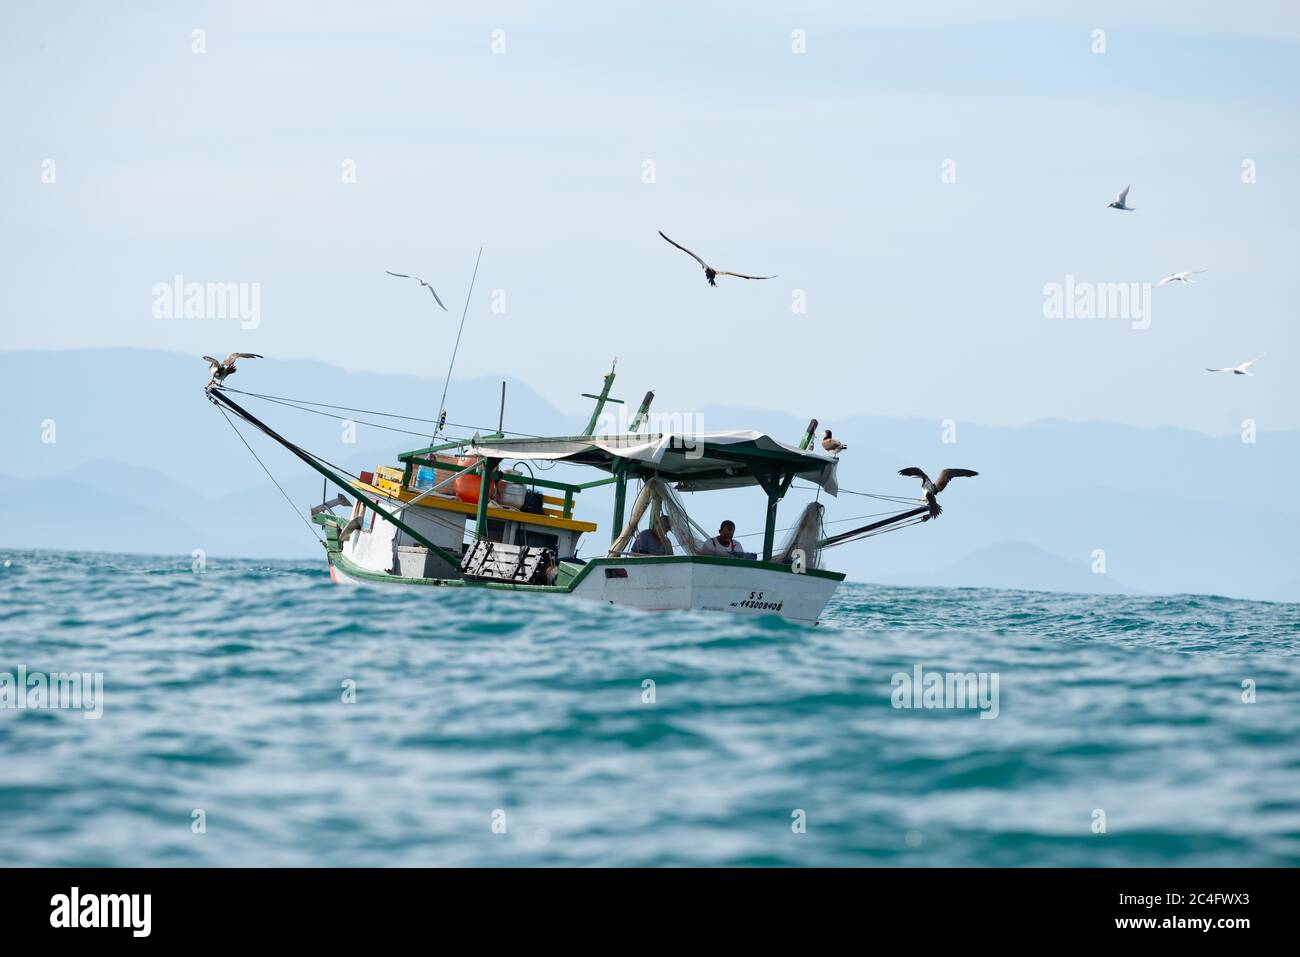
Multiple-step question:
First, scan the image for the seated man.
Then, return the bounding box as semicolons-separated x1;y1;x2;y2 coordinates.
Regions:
631;515;674;556
699;520;745;557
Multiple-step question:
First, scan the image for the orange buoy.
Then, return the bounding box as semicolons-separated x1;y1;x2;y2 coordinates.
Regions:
454;456;496;504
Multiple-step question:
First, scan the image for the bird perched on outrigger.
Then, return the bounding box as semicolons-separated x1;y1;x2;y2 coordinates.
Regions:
202;352;262;386
898;467;979;520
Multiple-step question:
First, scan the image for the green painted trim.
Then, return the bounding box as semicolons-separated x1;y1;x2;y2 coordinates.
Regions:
798;418;818;451
762;483;780;561
606;394;655;544
399;433;504;463
628;390;654;433
493;471;585;495
475;457;499;539
610;468;628;544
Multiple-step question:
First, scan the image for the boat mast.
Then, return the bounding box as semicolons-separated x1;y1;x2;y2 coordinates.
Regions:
580;357;623;436
609;389;655;543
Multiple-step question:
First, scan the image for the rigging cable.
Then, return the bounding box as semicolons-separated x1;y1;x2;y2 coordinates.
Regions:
212;389;480;544
792;481;920;506
218;386;543;440
433;246;484;443
216;405;324;547
733;507;918;541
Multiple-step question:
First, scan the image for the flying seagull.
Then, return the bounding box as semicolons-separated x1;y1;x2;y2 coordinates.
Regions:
1107;185;1136;211
1158;269;1207;286
821;430;847;454
658;231;775;287
386;270;447;311
898;467;979;520
202;352;262;386
1206;354;1264;376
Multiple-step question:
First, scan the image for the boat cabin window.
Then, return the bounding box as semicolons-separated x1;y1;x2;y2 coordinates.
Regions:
516;528;560;552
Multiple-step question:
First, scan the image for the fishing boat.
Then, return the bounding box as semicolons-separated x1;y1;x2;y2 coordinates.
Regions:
207;363;936;624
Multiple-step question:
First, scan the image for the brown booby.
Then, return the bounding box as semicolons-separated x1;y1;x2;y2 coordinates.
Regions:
898;467;979;520
658;231;775;287
821;430;847;454
203;352;262;386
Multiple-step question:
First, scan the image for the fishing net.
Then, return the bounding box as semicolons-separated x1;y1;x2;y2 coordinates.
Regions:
607;477;823;567
608;477;713;557
772;501;825;569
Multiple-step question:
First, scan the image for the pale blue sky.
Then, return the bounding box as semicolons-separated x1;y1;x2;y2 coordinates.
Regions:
2;1;1297;434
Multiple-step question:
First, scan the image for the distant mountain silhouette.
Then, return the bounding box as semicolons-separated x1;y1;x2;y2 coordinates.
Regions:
1;348;1296;601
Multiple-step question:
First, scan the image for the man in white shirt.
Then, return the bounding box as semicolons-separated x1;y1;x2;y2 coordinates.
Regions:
700;520;745;557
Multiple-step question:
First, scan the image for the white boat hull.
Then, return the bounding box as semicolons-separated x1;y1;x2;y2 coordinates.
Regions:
325;543;843;624
566;556;841;623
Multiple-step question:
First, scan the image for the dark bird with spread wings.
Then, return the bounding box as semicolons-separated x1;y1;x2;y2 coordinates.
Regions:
386;270;447;311
898;467;979;520
658;231;776;287
203;352;262;386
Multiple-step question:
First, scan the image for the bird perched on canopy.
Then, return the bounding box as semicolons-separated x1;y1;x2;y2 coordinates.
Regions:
821;430;847;454
898;467;979;520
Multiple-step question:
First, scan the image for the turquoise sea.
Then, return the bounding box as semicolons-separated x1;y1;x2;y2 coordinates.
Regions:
1;549;1298;867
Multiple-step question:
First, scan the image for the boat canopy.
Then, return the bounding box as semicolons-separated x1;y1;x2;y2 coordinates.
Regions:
463;431;839;496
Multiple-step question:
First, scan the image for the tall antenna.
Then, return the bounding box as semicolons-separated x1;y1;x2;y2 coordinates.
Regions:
434;245;484;442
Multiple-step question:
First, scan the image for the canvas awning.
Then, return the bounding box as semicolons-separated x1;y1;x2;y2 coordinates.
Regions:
463;431;838;495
